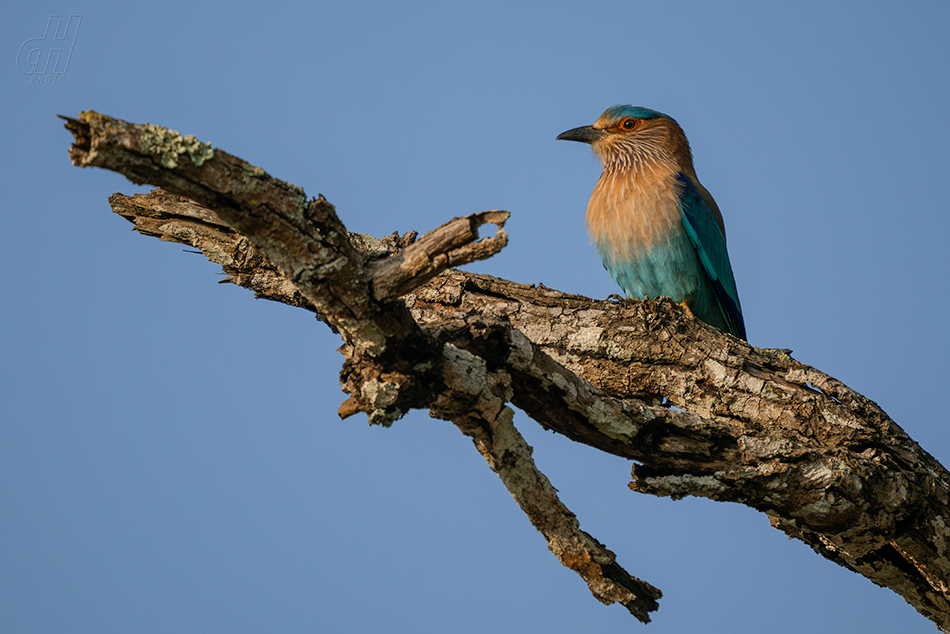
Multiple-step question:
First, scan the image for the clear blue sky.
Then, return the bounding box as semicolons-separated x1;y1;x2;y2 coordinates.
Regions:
3;2;949;632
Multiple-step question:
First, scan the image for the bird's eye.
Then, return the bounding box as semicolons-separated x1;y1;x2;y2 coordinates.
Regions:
620;118;638;130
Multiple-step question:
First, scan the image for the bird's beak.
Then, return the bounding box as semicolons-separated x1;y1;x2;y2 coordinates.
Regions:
556;125;606;144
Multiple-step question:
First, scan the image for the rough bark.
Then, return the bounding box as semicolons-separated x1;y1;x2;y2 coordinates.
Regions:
64;111;950;631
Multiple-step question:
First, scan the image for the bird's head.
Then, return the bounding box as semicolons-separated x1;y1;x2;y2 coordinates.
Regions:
557;105;694;175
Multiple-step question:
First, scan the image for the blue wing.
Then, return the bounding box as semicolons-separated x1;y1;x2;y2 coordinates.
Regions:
676;174;746;340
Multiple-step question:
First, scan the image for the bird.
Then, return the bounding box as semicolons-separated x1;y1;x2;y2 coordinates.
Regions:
557;105;746;340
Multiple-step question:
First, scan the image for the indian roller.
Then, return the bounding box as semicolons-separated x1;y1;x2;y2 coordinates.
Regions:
557;105;746;340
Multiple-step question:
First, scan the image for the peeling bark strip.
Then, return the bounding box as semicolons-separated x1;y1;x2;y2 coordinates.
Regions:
66;112;950;631
367;210;509;302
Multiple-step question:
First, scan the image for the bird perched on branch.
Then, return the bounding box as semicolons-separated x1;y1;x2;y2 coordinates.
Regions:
557;105;746;340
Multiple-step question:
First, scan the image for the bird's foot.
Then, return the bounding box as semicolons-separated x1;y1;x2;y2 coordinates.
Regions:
678;300;695;317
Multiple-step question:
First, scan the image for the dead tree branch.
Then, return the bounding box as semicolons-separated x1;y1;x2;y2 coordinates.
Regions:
64;111;950;631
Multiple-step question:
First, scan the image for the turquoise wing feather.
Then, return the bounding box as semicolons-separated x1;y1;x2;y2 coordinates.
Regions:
676;174;746;339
